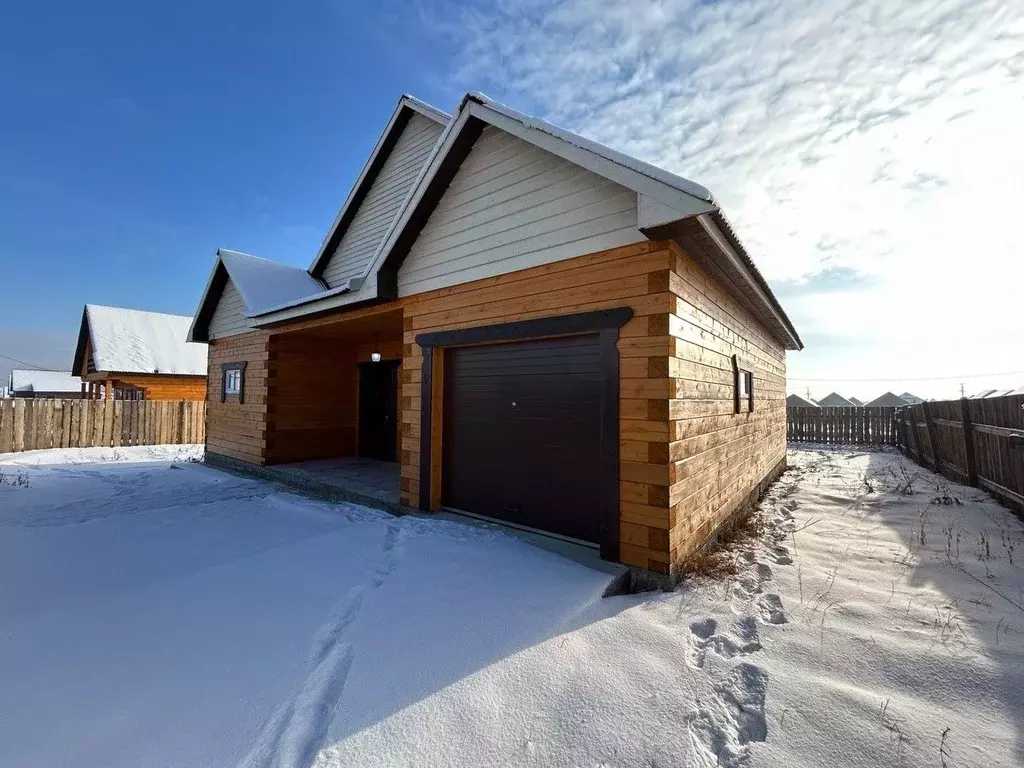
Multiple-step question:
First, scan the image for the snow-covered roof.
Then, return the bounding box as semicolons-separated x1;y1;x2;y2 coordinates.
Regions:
187;91;801;351
220;249;325;315
786;394;818;408
864;392;910;407
817;393;855;407
75;305;207;376
9;369;81;394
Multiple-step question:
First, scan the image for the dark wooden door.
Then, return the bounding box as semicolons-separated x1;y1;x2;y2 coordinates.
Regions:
442;335;602;543
358;361;399;461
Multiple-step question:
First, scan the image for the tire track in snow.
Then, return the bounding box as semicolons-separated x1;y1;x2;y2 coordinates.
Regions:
237;520;405;768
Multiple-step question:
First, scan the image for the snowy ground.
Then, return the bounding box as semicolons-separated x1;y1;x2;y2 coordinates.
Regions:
1;445;1022;767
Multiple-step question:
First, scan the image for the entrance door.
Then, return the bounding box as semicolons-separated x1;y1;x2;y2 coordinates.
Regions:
358;361;399;461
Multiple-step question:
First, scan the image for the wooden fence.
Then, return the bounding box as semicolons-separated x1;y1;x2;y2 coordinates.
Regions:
787;406;900;446
0;399;206;454
897;394;1024;514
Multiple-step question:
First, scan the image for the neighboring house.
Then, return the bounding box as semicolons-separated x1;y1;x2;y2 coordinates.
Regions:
898;392;923;405
818;392;856;407
8;369;84;399
864;392;911;407
971;388;998;399
848;397;865;407
787;394;818;408
188;92;803;576
72;304;208;400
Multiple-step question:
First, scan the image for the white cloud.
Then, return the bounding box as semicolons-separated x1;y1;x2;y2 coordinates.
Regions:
421;0;1024;399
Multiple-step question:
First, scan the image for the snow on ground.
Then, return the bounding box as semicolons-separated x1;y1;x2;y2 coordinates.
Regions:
1;445;1022;767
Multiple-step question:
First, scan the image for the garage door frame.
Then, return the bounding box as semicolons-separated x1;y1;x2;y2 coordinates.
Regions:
415;307;634;562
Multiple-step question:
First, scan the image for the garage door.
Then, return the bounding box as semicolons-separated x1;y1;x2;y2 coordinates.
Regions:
442;334;602;543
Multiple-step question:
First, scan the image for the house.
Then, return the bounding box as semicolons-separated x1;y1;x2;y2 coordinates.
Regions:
786;394;818;408
72;304;207;400
8;369;85;399
864;391;910;407
188;93;802;576
970;388;998;399
817;392;855;407
848;397;865;407
898;392;923;405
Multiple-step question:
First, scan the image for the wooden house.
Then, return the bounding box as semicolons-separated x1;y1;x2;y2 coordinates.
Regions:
8;369;85;399
72;304;207;401
188;93;802;576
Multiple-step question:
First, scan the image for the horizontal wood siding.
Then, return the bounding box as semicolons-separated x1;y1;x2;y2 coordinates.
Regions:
106;374;207;402
401;240;676;569
397;125;646;298
208;277;250;339
667;241;787;567
322;113;445;288
205;331;270;464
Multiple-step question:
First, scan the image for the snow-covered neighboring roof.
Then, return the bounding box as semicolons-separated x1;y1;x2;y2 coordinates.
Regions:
786;394;818;408
9;369;81;394
817;392;855;407
219;249;325;316
864;392;911;407
971;388;998;399
77;305;207;376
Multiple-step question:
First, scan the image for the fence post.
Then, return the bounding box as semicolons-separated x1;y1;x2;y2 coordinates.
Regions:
960;397;978;487
922;401;939;471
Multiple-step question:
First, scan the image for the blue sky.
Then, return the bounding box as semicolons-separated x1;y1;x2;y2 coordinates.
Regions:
0;1;457;352
2;0;1022;399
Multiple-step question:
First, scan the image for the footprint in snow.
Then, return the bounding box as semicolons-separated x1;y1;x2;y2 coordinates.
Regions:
687;617;761;669
757;594;786;625
766;546;793;566
686;663;769;768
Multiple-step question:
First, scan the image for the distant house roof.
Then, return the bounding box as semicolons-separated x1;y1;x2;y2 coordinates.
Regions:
848;397;865;407
971;388;998;399
864;392;910;407
9;369;81;394
898;392;924;405
786;394;818;408
817;392;855;407
73;304;208;377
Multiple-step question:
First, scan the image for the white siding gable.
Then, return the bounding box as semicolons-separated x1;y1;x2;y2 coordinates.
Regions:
397;126;646;297
208;277;250;340
322;113;444;288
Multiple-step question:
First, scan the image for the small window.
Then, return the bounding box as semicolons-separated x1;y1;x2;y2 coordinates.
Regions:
220;362;246;403
225;369;241;395
732;354;754;413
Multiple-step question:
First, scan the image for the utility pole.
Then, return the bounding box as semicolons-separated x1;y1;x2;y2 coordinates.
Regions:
960;382;965;398
806;387;812;400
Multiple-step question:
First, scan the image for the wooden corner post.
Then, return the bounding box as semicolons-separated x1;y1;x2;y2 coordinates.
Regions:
960;397;978;487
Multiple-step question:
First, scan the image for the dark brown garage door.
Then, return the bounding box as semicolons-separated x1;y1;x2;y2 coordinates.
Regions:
442;334;602;543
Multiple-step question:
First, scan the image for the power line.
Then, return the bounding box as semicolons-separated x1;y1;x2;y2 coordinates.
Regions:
0;351;49;370
789;371;1024;383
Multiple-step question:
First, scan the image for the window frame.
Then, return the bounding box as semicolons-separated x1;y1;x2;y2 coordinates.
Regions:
732;354;755;414
220;361;246;404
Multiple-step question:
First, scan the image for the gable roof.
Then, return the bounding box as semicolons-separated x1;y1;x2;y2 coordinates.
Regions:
308;95;449;280
191;91;801;351
368;92;801;350
864;392;910;407
817;392;855;407
848;397;865;406
188;249;326;342
74;304;208;376
9;369;81;394
786;394;818;407
898;392;923;404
